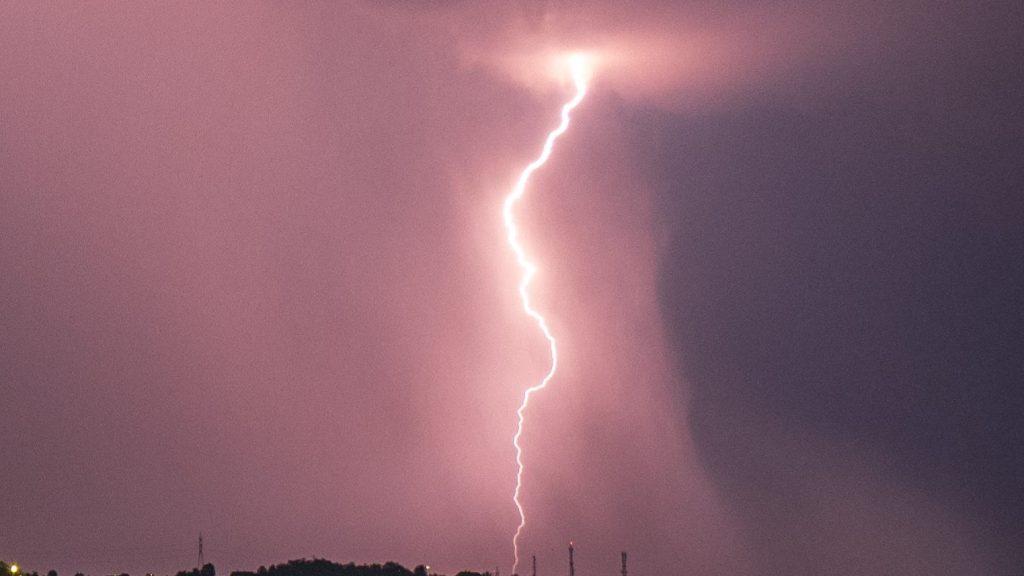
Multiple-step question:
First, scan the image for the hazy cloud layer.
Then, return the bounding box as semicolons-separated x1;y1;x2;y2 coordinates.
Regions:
2;2;1021;576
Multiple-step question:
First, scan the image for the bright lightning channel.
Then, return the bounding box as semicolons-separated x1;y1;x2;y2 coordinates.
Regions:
503;53;590;576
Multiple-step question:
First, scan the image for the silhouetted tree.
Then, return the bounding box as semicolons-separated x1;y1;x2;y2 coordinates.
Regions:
177;563;214;576
230;558;417;576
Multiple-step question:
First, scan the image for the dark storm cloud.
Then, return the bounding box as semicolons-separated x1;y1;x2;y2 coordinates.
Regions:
636;2;1024;573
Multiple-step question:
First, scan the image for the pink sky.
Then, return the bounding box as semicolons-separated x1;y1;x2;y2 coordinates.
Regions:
0;4;742;574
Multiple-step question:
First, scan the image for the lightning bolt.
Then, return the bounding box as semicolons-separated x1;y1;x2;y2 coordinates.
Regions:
503;54;590;576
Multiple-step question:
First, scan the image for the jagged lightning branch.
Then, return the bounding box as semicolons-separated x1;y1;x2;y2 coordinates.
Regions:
503;55;590;575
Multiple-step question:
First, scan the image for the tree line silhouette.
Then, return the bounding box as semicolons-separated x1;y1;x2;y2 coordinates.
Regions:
3;558;495;576
230;558;491;576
